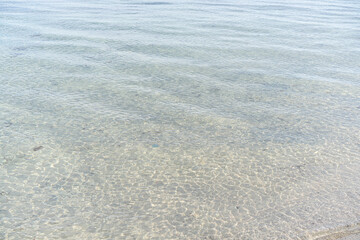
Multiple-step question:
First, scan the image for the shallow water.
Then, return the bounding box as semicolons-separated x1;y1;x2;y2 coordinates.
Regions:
0;0;360;239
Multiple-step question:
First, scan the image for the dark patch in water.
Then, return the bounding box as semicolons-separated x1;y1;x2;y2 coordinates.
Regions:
3;121;12;127
33;146;44;151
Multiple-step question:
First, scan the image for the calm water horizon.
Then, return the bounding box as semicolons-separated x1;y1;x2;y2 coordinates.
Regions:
1;0;360;239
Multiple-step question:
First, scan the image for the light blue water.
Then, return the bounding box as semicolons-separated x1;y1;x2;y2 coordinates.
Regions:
1;0;360;239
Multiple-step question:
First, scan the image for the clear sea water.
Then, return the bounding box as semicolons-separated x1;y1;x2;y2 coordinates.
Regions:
1;0;360;239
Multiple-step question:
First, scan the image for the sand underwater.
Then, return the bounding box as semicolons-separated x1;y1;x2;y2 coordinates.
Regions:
0;0;360;239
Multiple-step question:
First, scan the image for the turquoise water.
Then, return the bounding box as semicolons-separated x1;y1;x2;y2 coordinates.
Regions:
1;0;360;239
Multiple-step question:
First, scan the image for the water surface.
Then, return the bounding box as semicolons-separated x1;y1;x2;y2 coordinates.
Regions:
0;0;360;239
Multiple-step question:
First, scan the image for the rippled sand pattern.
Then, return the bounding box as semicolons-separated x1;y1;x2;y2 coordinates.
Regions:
1;0;360;239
